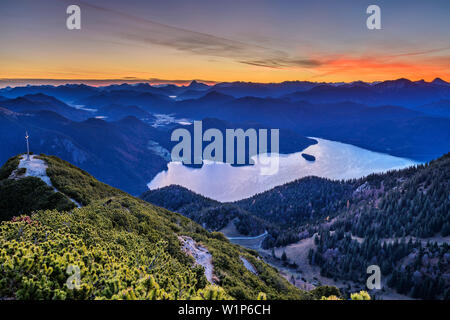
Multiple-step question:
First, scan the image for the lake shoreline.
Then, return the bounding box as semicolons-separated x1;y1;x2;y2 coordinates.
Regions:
148;137;418;202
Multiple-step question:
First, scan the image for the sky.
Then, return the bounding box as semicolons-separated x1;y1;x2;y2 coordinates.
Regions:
1;0;450;85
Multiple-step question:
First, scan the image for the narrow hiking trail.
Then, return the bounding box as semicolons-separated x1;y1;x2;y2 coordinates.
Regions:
15;155;82;208
179;236;215;283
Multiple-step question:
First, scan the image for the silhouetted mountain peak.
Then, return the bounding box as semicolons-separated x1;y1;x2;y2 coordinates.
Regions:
188;80;209;91
432;77;449;86
377;78;413;89
23;93;49;98
23;93;64;104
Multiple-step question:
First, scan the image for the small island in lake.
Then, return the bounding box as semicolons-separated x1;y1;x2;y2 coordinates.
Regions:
301;153;316;162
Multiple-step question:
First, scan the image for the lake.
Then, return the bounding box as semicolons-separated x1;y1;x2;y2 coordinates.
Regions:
147;137;418;202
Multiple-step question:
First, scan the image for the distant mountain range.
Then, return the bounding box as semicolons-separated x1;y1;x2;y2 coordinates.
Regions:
2;78;448;103
283;78;450;107
0;94;90;121
0;78;449;195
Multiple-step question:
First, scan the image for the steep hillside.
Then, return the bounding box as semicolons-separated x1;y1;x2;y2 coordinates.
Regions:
142;153;450;299
141;185;267;236
0;155;76;221
0;154;310;300
306;153;450;299
143;177;355;248
235;176;355;247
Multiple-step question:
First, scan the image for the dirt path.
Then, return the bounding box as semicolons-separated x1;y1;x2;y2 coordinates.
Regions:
13;155;82;208
240;256;258;274
17;155;53;186
179;236;215;283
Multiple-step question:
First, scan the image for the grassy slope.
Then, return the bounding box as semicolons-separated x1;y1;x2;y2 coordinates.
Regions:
0;154;75;221
0;154;309;300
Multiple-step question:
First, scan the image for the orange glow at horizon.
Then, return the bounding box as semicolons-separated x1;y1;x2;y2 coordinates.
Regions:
2;52;449;85
1;1;450;86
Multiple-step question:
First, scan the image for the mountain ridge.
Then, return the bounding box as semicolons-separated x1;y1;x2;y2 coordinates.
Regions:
140;152;449;299
0;153;312;300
